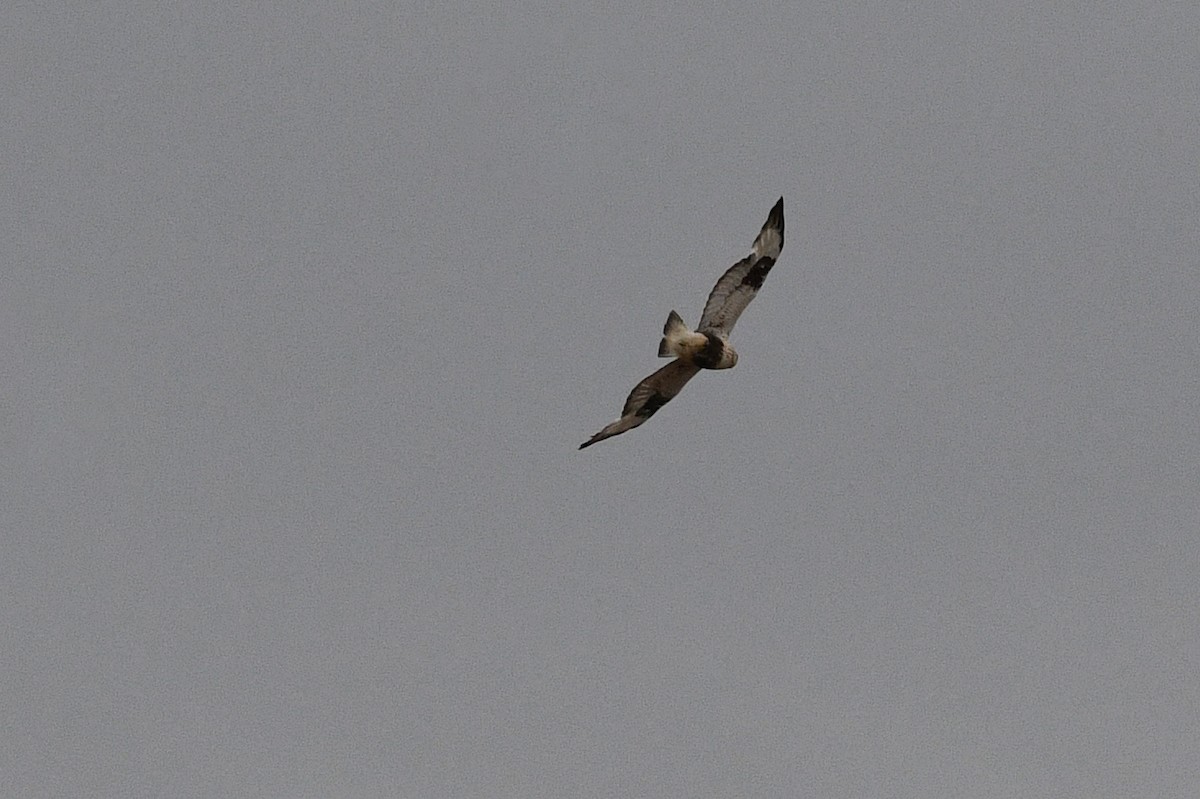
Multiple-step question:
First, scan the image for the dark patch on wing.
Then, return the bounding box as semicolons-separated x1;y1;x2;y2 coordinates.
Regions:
635;392;670;418
618;360;701;418
742;256;775;290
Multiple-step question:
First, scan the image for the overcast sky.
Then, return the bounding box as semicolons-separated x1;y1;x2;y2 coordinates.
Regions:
4;3;1199;797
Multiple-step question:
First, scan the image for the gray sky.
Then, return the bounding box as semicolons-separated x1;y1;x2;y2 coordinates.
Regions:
4;3;1199;797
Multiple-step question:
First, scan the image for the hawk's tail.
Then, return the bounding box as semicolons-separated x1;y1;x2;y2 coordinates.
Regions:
658;310;690;357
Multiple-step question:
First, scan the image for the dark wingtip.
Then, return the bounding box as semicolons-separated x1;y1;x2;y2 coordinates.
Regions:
767;196;784;247
579;438;594;450
768;196;784;225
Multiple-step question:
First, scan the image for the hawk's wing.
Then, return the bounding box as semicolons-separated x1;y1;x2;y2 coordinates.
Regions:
696;197;784;336
579;359;702;449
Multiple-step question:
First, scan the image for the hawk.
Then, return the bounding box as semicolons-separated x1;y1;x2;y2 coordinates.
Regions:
580;197;784;449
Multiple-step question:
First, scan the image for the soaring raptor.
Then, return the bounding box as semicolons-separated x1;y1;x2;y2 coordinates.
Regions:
580;197;784;449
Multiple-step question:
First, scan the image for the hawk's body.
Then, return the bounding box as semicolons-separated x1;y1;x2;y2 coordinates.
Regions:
580;197;784;449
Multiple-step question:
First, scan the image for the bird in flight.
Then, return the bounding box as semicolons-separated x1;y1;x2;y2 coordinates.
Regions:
580;197;784;449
